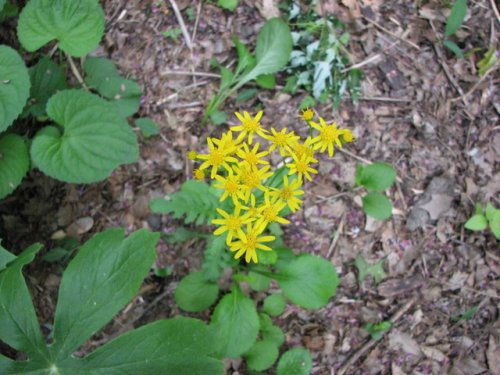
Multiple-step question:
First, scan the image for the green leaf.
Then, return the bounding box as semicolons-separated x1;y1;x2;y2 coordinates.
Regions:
41;247;71;263
211;288;259;358
237;18;292;87
0;243;49;360
0;241;16;271
0;0;5;11
0;2;19;23
443;39;464;59
277;348;312;375
135;118;160;138
355;162;396;191
0;45;30;132
68;318;223;375
244;340;279;371
236;88;257;102
362;192;393;220
259;314;285;347
51;229;160;360
210;109;227;125
202;234;236;282
354;256;387;284
255;74;276;89
451;305;478;322
248;269;272;292
485;203;496;222
175;271;219;312
0;134;30;200
28;56;67;116
217;0;238;11
262;294;286;317
95;76;142;118
277;254;339;309
490;210;500;239
219;66;234;91
464;214;488;231
83;57;119;89
17;0;105;57
477;48;497;76
233;36;255;73
30;89;139;183
365;321;391;340
445;0;467;37
299;95;315;110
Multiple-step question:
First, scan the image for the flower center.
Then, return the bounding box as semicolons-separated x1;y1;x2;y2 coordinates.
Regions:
245;152;258;165
246;234;257;250
243;171;260;188
225;180;239;193
280;187;292;200
209;150;224;166
320;126;338;143
227;217;241;230
263;206;278;222
243;119;260;132
273;133;287;146
295;161;308;173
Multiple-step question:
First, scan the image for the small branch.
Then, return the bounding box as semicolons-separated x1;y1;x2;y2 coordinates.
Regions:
167;0;193;50
160;70;220;78
67;55;89;90
341;54;382;73
326;213;345;259
359;96;413;103
363;16;420;50
490;0;500;23
191;0;203;43
450;62;499;102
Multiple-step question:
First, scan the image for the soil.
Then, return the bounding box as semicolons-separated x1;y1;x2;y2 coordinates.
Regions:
1;1;499;374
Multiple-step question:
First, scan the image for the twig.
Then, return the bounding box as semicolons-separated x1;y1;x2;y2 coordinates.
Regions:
67;55;89;90
359;96;413;103
167;0;193;51
337;298;416;375
490;0;500;23
156;80;209;106
160;70;220;78
191;0;203;43
450;62;499;102
363;16;420;50
326;214;345;259
341;54;382;73
167;101;203;109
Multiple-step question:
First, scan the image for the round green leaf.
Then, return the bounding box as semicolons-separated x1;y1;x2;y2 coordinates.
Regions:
259;314;285;347
248;270;271;292
135;118;160;138
262;294;286;317
362;192;392;220
17;0;105;57
28;56;66;116
0;45;30;132
30;89;139;183
211;288;259;358
84;57;119;89
277;254;339;309
464;214;488;231
244;341;279;371
175;271;219;312
355;162;396;191
0;134;29;199
277;348;312;375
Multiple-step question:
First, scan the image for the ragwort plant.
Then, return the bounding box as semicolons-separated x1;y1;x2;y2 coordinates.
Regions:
151;109;355;372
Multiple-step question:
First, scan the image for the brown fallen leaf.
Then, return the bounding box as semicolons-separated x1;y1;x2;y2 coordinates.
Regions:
487;333;500;375
66;217;94;237
377;276;424;298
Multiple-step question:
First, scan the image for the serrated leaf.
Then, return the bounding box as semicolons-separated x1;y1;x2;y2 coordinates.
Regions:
244;340;279;371
30;89;139;183
464;214;488;231
356;162;396;191
362;192;392;220
443;39;464;59
233;36;256;73
135;118;160;138
83;57;119;89
276;254;339;309
17;0;105;57
68;317;223;375
0;243;49;360
262;294;286;317
211;288;259;358
28;56;67;116
354;256;387;284
175;271;219;312
277;347;312;375
51;229;159;360
0;45;30;131
445;0;467;37
237;18;292;87
0;134;30;199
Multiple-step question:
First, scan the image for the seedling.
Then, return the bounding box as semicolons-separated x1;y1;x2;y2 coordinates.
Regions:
464;202;500;239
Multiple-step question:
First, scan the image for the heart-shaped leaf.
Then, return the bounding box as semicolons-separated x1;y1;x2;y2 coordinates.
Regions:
362;192;392;220
211;287;259;358
355;162;396;191
0;45;30;132
277;347;312;375
175;271;219;312
17;0;105;57
83;57;119;89
28;57;67;116
262;294;286;317
30;89;139;183
244;340;279;371
97;77;142;118
135;118;160;138
0;134;30;199
51;228;159;360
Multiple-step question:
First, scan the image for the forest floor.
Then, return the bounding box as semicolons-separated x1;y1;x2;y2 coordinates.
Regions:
1;1;499;374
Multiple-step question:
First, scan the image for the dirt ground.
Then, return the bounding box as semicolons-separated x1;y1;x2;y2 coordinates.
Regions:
0;0;499;374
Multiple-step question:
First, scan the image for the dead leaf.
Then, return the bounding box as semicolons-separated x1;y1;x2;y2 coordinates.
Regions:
66;217;94;237
446;271;468;291
419;194;453;220
257;0;280;19
389;330;422;358
487;334;500;374
341;0;362;18
449;358;487;375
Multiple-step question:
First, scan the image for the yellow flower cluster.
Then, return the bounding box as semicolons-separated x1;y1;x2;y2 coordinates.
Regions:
190;109;354;264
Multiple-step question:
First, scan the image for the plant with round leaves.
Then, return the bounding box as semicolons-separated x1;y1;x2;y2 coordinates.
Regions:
0;228;224;374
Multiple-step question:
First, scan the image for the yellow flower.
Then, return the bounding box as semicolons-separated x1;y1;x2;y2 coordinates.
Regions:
289;136;315;160
231;111;268;144
197;138;238;178
212;130;245;155
286;153;318;182
214;169;245;205
212;206;254;245
300;108;314;122
188;151;198;160
339;129;355;144
262;127;300;156
257;192;290;226
235;164;273;200
241;193;260;217
310;117;342;157
269;175;304;212
229;222;275;263
193;168;205;180
236;142;269;168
